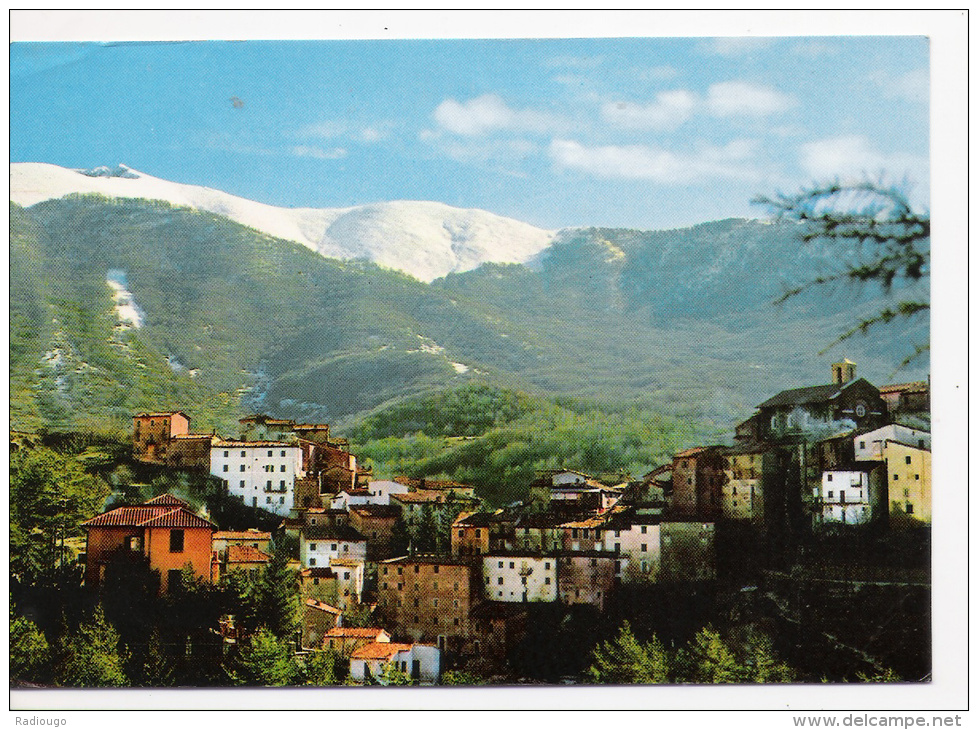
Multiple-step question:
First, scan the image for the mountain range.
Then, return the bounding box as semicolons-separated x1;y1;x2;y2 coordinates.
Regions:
9;164;928;440
10;163;555;283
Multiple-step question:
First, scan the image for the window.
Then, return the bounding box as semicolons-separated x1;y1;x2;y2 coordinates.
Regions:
915;474;920;481
544;562;550;570
454;618;460;626
459;530;465;538
309;558;316;566
240;480;245;488
828;491;833;499
906;504;914;515
267;480;272;488
279;497;284;504
281;450;286;457
509;562;515;569
859;441;866;449
281;465;286;472
266;496;271;504
905;455;912;465
498;577;504;585
241;451;246;457
344;572;350;580
413;598;419;607
126;536;142;551
641;525;647;534
894;474;899;481
224;450;229;457
331;544;337;551
240;464;246;472
521;577;527;585
169;529;184;553
280;480;286;488
383;566;389;575
498;561;503;568
267;450;273;457
314;578;320;585
827;474;833;482
544;577;551;585
453;582;459;591
433;565;439;574
641;544;648;552
223;465;229;472
433;598;439;607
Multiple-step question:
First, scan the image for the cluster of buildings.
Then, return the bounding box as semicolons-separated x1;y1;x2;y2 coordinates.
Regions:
78;358;928;682
666;360;931;530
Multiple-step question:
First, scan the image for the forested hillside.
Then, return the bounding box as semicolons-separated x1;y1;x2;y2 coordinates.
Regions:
10;195;927;444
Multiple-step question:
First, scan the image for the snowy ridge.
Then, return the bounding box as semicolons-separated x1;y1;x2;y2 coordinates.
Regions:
11;162;557;282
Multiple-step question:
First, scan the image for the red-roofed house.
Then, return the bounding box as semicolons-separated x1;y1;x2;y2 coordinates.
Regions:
324;626;391;656
82;494;216;592
349;642;440;684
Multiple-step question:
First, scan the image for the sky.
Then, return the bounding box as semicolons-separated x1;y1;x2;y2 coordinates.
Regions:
10;31;931;231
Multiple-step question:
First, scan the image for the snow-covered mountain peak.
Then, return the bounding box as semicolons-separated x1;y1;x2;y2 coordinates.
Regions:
10;162;557;282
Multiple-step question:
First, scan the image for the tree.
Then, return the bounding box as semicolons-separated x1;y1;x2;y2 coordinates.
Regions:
10;614;51;684
248;549;300;640
586;621;669;684
677;626;795;684
53;606;129;687
755;181;929;368
378;662;414;686
303;648;346;685
416;504;439;553
235;627;300;686
440;669;487;685
10;445;111;580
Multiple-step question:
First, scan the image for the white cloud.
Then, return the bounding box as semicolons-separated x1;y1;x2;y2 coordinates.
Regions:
603;81;794;130
705;81;796;117
799;135;928;186
549;138;762;183
601;90;697;130
291;145;348;160
873;68;929;103
433;94;558;136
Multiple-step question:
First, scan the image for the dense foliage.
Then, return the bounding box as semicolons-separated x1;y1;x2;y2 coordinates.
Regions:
349;386;711;506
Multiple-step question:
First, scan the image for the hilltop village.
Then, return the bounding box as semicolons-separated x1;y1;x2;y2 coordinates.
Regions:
42;360;930;685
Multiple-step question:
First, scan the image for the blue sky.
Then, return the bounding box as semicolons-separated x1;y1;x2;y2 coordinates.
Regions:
10;36;929;230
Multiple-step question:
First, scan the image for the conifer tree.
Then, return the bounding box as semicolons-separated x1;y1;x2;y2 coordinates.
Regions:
755;181;929;368
54;606;129;687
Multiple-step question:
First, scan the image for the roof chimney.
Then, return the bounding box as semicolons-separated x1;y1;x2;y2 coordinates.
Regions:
831;359;856;385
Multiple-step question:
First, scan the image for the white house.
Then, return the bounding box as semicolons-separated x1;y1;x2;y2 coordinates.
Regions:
349;642;441;685
300;525;368;568
817;462;887;526
482;554;557;603
854;425;931;461
598;519;662;583
329;558;366;607
210;440;304;516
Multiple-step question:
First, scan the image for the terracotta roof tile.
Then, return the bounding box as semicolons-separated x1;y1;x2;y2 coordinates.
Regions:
226;544;271;564
214;530;271;540
144;494;190;507
351;642;412;661
326;627;386;639
304;599;342;614
83;500;215;530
